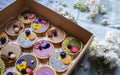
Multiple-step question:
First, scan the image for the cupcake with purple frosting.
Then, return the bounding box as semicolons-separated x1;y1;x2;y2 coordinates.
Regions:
31;18;49;33
33;40;54;59
33;65;56;75
15;54;38;75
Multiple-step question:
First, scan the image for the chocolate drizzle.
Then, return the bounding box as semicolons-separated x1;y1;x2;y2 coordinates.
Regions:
0;54;11;62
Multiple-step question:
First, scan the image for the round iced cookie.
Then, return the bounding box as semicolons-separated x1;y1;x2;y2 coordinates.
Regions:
33;40;54;59
46;27;66;43
5;20;24;36
49;52;72;72
0;59;5;75
31;18;49;33
0;44;21;66
17;28;38;48
62;37;83;56
15;54;38;75
33;65;56;75
18;10;36;24
0;32;9;48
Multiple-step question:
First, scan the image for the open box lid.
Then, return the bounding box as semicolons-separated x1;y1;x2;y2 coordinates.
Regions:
0;0;94;75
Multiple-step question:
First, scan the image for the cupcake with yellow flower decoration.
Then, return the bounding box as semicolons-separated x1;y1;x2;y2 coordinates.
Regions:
17;28;38;48
15;54;38;75
31;18;49;34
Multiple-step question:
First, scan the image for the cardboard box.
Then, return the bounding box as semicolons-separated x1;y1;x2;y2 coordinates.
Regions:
0;0;94;75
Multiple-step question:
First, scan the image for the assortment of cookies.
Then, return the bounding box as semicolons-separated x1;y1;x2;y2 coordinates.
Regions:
0;10;83;75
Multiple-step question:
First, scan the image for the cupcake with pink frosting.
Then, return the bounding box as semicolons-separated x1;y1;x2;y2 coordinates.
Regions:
33;65;56;75
33;40;54;59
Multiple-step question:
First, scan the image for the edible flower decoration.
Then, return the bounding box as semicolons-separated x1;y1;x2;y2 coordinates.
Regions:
32;20;42;30
34;41;50;50
23;34;27;39
16;59;27;71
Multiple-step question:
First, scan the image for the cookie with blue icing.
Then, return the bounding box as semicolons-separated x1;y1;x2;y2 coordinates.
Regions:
49;52;72;72
17;28;38;48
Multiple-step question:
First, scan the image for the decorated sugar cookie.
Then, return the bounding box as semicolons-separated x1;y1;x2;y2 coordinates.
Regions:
17;28;38;48
18;10;36;24
62;37;83;55
49;52;72;72
33;40;54;59
0;44;21;67
15;54;38;74
46;27;66;43
5;20;24;37
34;65;56;75
31;18;49;33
